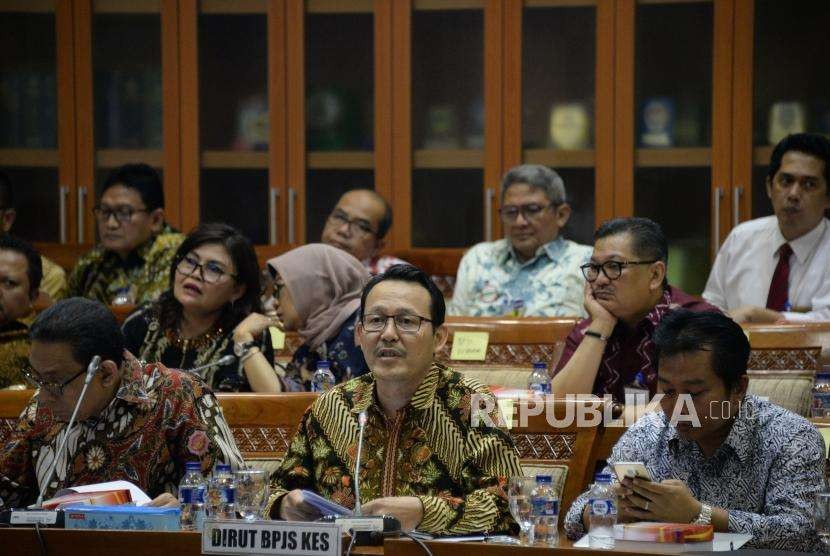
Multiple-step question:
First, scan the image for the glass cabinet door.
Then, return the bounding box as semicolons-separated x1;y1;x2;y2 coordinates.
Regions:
749;0;830;220
86;1;165;241
197;2;269;244
0;2;64;243
410;4;484;248
303;1;375;243
520;2;597;246
631;0;715;295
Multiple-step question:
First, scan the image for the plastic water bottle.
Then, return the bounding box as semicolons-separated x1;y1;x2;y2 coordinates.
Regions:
206;463;236;519
510;298;525;317
530;475;559;546
311;360;336;393
588;473;617;548
527;362;551;396
179;461;207;531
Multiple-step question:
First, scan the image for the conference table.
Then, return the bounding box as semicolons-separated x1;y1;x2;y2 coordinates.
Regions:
0;527;792;556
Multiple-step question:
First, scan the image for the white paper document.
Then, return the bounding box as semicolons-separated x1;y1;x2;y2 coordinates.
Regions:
57;480;152;505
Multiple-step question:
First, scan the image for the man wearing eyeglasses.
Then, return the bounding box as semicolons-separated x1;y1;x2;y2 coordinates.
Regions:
0;298;244;510
552;218;718;402
67;163;184;305
321;189;407;275
268;264;522;534
448;164;591;317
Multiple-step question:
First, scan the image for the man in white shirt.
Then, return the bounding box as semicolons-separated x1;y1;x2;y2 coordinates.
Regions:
703;133;830;322
448;164;591;317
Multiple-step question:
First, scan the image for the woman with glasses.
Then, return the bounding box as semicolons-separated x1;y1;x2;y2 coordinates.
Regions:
265;244;370;391
122;223;281;392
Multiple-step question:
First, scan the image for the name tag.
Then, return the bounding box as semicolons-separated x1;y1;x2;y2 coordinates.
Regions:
202;520;341;556
450;332;489;361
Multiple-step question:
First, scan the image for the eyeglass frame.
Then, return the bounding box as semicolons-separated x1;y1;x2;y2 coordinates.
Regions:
92;204;150;224
498;202;559;222
327;209;378;237
360;313;434;334
21;367;86;396
580;259;658;282
176;254;239;285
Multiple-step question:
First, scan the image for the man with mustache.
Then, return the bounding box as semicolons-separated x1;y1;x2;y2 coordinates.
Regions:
267;264;522;534
552;218;718;401
703;133;830;322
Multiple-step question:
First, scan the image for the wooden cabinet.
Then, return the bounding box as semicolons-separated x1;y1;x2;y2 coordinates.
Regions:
1;0;826;295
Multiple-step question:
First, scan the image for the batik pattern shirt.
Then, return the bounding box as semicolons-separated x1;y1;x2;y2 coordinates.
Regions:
564;396;826;552
448;237;591;317
364;254;408;276
281;310;368;392
67;226;184;305
0;321;31;388
554;286;719;401
0;353;243;509
269;363;522;535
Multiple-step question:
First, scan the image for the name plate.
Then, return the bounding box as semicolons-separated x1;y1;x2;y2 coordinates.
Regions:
202;519;341;556
450;331;489;361
10;510;59;525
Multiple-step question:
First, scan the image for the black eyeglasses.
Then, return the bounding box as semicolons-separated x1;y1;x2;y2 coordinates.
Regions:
498;203;557;222
21;367;86;396
327;209;377;237
361;313;433;333
580;260;657;282
176;254;237;284
93;205;149;224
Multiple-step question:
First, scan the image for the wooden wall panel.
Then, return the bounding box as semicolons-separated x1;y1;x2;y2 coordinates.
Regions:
178;0;200;232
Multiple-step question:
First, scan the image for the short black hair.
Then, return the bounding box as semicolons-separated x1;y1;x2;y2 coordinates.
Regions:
0;234;42;299
31;298;125;367
360;264;445;327
595;217;668;286
653;309;749;392
0;170;12;208
767;133;830;191
102;163;165;210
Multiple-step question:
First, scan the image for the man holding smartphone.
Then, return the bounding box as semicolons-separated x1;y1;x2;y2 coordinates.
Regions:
563;310;825;552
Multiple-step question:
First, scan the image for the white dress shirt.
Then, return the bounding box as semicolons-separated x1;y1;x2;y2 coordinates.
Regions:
703;216;830;321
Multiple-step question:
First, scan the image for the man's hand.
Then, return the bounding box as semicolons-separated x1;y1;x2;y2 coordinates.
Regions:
147;493;178;508
583;283;617;332
728;305;782;324
361;496;423;532
620;478;701;524
278;489;320;521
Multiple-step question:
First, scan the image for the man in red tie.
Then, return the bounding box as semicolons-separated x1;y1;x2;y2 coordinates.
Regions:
703;133;830;322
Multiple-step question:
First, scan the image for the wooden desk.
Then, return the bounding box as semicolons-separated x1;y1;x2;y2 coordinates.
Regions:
0;528;384;556
383;537;682;556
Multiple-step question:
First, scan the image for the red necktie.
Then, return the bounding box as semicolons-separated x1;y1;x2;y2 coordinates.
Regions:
766;243;793;311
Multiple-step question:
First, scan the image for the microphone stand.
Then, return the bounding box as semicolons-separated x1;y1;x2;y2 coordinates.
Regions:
0;355;102;526
185;354;237;379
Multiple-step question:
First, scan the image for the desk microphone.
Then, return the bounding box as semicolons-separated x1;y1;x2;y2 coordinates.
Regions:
186;354;237;378
353;411;368;516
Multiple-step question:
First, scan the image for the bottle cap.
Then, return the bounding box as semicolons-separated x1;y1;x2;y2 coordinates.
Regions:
535;475;552;483
533;362;547;371
317;360;331;370
595;473;612;483
215;464;231;473
186;461;202;471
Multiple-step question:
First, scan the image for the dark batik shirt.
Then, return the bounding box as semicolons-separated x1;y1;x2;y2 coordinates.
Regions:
554;285;720;401
0;321;31;389
564;396;826;552
0;353;243;508
269;363;522;535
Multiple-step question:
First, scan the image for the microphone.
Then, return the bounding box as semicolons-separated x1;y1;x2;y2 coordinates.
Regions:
186;354;237;377
353;411;368;516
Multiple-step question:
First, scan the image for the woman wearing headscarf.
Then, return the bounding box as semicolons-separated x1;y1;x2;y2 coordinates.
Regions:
266;244;370;391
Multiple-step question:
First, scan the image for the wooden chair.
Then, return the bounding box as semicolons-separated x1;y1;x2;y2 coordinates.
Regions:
507;397;608;513
215;392;318;473
0;389;34;446
745;322;830;369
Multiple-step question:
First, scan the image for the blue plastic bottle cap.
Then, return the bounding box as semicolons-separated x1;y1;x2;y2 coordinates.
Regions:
535;475;552;483
533;362;547;371
186;461;202;471
317;360;331;369
595;473;612;483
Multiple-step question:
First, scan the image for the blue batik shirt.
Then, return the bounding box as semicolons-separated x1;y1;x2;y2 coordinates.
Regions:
448;237;591;317
564;395;827;552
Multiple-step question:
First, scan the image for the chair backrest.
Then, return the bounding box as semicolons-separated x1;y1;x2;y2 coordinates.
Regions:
506;397;607;513
745;322;830;370
747;370;815;416
0;389;34;446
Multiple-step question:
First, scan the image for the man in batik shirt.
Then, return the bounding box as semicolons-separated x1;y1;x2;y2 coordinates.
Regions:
0;298;243;508
270;265;521;534
67;163;183;305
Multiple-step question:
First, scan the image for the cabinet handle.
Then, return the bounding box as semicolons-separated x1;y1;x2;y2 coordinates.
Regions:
77;186;87;244
287;187;296;244
484;187;494;241
58;185;69;244
711;187;724;259
732;186;743;228
269;189;279;246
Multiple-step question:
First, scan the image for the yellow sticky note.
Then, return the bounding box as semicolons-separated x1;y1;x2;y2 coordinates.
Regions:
450;331;489;361
819;428;830;458
269;326;286;350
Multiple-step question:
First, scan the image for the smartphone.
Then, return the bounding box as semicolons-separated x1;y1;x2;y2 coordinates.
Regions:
613;461;653;482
